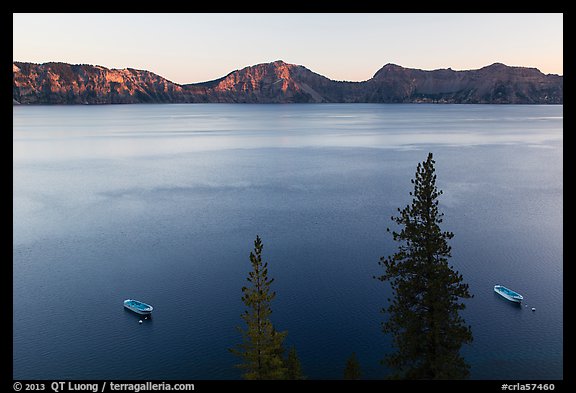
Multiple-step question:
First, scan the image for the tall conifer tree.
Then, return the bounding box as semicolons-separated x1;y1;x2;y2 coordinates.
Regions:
230;235;287;379
377;153;473;379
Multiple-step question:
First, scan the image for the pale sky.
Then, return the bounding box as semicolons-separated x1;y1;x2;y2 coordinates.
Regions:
13;13;563;85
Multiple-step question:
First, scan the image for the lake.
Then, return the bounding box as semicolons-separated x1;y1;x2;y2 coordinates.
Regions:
13;104;563;380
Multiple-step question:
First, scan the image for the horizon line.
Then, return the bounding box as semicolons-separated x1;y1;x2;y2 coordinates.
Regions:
12;59;564;86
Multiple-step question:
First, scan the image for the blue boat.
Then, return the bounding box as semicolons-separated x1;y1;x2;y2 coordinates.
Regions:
124;299;153;315
494;285;523;303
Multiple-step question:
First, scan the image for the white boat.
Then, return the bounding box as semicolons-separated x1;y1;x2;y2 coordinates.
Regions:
124;299;153;315
494;285;523;303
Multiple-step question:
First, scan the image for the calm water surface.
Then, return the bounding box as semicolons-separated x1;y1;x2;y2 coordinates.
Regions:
13;104;563;380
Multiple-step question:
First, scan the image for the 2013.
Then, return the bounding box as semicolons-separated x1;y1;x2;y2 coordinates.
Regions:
25;384;45;390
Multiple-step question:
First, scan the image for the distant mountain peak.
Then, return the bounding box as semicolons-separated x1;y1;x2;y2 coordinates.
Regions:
382;63;403;69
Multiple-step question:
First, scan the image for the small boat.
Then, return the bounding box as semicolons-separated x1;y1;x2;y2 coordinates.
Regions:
124;299;153;315
494;285;523;303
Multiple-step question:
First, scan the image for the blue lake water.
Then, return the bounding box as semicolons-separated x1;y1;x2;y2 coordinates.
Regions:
13;104;563;380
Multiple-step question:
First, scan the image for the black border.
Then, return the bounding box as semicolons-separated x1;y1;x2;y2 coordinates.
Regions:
9;10;569;392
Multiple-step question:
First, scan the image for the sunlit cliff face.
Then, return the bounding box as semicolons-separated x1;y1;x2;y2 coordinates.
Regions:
214;61;297;94
13;62;186;104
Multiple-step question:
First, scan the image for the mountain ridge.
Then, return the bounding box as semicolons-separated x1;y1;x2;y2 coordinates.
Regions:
13;60;563;104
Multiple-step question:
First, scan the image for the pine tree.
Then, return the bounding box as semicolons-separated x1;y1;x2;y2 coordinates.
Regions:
230;235;288;379
343;352;362;380
284;345;305;380
376;152;473;379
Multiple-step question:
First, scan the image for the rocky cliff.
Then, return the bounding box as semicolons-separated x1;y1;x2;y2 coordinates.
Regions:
13;60;563;104
12;62;190;104
366;62;563;104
